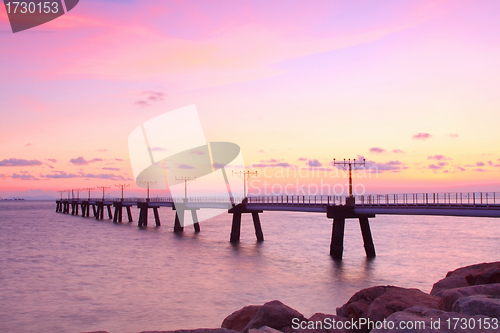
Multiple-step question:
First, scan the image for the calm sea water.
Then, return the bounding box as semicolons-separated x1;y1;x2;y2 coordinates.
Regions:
1;201;499;333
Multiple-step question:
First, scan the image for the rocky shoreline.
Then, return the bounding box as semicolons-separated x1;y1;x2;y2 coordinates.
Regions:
87;261;500;333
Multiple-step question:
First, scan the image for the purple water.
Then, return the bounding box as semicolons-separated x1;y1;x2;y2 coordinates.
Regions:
1;201;499;333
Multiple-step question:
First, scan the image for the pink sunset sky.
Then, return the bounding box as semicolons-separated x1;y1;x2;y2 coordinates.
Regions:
1;0;500;199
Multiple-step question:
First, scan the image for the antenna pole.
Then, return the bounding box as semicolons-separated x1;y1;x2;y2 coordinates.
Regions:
138;181;157;201
333;158;366;197
96;186;110;201
115;184;130;201
232;170;258;198
83;187;95;200
175;177;196;199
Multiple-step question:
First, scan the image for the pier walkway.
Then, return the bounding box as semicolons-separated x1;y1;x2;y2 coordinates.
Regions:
56;192;500;259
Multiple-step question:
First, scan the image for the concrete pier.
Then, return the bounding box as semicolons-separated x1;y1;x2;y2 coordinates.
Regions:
229;204;264;243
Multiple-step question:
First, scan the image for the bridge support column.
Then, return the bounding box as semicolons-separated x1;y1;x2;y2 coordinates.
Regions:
252;212;264;242
113;203;121;223
153;207;161;226
107;205;112;220
71;202;76;215
92;204;97;218
359;217;376;258
126;206;133;222
174;210;184;233
230;213;242;243
75;203;79;216
191;210;200;232
330;217;345;259
138;203;148;227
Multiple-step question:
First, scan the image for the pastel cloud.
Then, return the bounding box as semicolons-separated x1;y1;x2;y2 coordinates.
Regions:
428;155;451;160
307;159;322;167
412;133;432;140
369;147;385;153
12;173;39;180
69;157;103;165
0;158;43;167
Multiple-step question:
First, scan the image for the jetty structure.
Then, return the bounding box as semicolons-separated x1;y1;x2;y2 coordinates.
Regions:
55;157;500;259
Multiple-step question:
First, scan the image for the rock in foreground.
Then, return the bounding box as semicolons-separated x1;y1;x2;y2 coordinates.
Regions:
221;300;306;333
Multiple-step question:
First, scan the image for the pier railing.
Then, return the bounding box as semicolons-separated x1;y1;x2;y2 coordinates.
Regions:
356;192;500;206
60;192;500;207
246;195;347;206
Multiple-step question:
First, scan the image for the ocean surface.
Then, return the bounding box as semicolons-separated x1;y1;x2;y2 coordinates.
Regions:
1;200;499;333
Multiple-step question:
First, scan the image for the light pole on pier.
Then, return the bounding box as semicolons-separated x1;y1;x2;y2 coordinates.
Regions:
83;187;95;200
333;158;366;199
57;190;65;200
115;184;130;201
175;177;196;199
72;189;83;200
232;170;258;198
138;181;156;201
96;186;110;201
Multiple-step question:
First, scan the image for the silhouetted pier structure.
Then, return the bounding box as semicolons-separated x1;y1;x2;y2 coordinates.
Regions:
56;192;500;259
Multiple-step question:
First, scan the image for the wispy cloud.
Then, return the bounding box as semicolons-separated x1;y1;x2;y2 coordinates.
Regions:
80;173;132;180
252;162;294;168
102;167;120;171
135;91;166;106
449;134;459;138
69;157;103;165
70;157;88;165
412;133;432;140
44;172;80;179
12;173;39;180
151;147;167;152
306;159;322;167
392;149;405;154
369;147;385;153
47;159;57;163
428;155;451;160
0;158;43;167
297;157;308;161
42;171;131;180
178;164;194;169
476;162;485;166
428;162;448;170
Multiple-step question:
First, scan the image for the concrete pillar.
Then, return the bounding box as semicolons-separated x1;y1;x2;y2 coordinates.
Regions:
153;207;161;227
107;205;112;220
191;210;200;232
359;217;376;258
330;217;345;259
252;212;264;242
138;206;148;227
126;206;133;222
174;210;184;233
230;213;242;243
113;204;120;223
